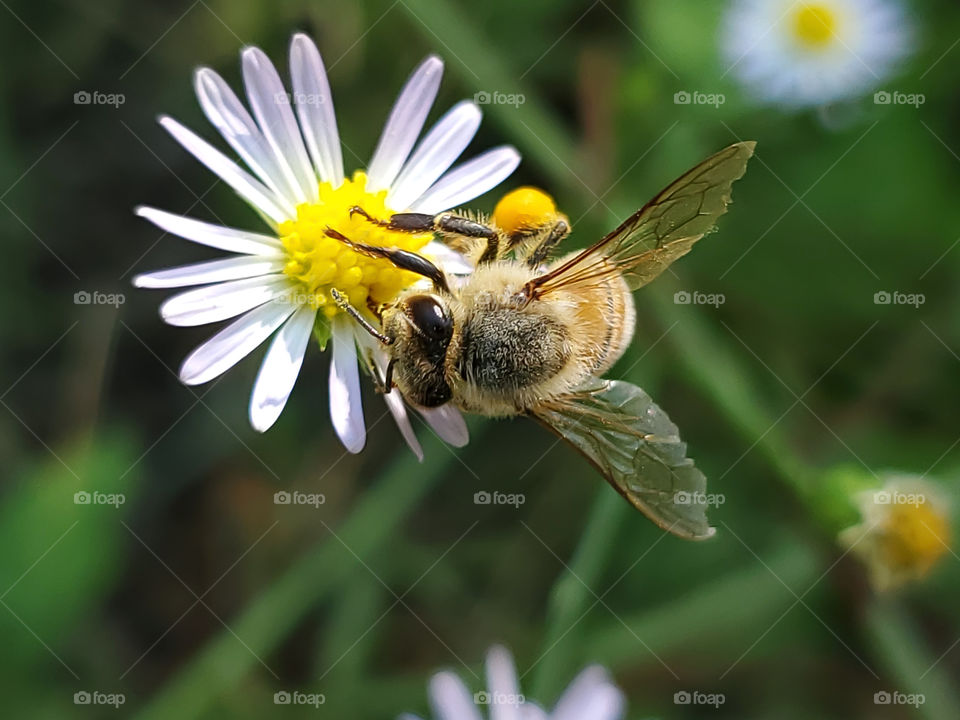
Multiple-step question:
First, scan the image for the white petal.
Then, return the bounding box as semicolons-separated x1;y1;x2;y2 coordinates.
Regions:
134;256;286;288
160;116;294;223
520;704;548;720
249;305;316;432
179;300;295;385
428;671;483;720
550;666;625;720
422;240;474;275
355;333;423;459
194;67;301;203
135;206;284;256
387;101;482;210
410;146;520;214
329;317;366;453
417;403;469;447
160;275;294;326
486;645;522;720
554;686;623;720
367;56;444;192
289;33;344;186
383;388;423;461
242;47;318;204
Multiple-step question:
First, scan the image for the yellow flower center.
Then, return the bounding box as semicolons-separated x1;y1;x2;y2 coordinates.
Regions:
791;3;839;49
279;171;431;318
878;500;950;577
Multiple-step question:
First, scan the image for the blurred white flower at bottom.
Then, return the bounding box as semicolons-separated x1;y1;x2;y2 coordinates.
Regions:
399;645;625;720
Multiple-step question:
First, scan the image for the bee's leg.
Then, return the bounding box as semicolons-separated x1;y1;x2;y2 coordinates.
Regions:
325;228;450;293
349;207;503;264
362;350;395;393
329;287;394;346
383;358;395;390
524;218;570;267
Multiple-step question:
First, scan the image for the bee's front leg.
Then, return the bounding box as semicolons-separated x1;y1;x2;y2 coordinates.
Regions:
363;351;395;394
350;207;504;264
325;228;450;293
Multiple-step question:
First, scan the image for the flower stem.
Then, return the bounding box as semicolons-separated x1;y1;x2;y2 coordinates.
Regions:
529;488;627;701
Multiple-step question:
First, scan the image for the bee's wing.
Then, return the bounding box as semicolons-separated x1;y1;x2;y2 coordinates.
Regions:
531;378;715;540
528;141;755;297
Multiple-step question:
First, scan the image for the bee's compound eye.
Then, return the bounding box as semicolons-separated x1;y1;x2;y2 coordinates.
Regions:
492;186;557;235
406;295;452;340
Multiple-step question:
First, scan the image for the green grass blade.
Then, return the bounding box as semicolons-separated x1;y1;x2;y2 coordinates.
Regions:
135;427;481;720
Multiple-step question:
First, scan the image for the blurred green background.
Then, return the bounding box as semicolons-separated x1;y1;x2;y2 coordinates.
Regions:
2;0;960;717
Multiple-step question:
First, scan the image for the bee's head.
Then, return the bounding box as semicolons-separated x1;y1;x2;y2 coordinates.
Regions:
383;292;455;407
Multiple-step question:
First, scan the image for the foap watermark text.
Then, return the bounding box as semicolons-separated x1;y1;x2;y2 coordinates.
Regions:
474;490;525;508
874;690;925;707
274;491;326;508
474;91;525;107
74;90;125;108
674;690;725;708
873;490;925;507
475;690;525;707
274;690;325;708
75;290;125;307
675;491;725;508
874;90;925;107
675;290;725;307
74;491;125;508
674;90;725;108
873;290;924;308
74;691;125;708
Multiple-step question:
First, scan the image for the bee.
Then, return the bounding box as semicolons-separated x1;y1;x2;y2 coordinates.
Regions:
327;142;755;539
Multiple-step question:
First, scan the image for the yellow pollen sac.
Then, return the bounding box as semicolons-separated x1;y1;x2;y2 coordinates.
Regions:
791;3;838;48
878;500;950;577
279;171;431;315
493;186;558;235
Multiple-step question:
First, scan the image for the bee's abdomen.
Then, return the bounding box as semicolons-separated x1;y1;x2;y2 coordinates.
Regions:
573;268;636;376
456;309;569;394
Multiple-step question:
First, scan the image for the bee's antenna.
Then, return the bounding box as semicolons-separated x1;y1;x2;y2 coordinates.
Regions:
330;288;394;345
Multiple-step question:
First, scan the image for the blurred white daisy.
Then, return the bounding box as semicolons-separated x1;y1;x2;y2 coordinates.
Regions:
134;34;520;456
839;475;951;591
722;0;913;108
400;645;625;720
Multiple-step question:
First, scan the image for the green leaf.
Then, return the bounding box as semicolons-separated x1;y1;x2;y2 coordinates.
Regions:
0;431;141;681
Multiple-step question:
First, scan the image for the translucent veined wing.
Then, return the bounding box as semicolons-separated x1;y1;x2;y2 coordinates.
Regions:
531;378;715;540
527;141;755;298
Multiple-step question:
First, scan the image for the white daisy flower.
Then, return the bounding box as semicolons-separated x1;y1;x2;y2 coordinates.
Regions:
134;34;520;457
400;645;625;720
839;475;951;591
722;0;913;108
